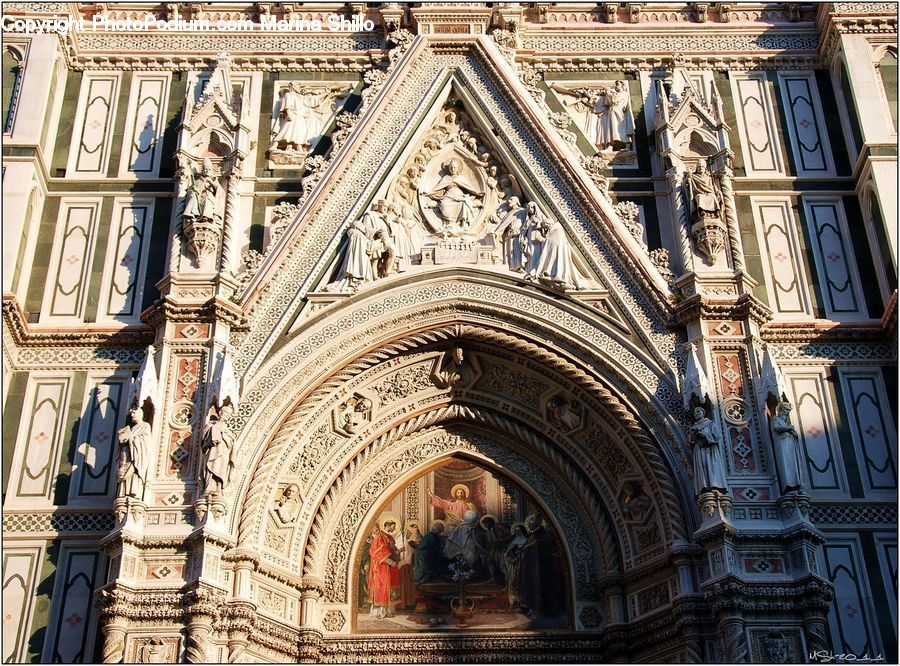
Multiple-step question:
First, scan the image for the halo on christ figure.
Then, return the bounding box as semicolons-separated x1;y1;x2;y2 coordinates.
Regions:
417;148;492;237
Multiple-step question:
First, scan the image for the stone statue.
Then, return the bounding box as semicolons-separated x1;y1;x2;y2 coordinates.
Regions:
116;404;152;502
271;83;350;153
491;196;527;271
363;199;395;279
423;158;484;231
274;483;302;524
684;161;721;220
138;636;167;664
688;406;728;494
202;400;236;496
597;80;634;150
551;81;634;150
326;199;398;292
522;201;550;278
771;400;805;493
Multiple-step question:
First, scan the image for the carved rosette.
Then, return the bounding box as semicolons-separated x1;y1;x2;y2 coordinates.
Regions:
691;216;727;265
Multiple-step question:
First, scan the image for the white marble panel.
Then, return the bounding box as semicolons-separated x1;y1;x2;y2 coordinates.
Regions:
119;73;171;177
778;72;836;177
751;197;812;317
42;549;105;663
69;373;130;500
802;197;867;320
730;73;786;176
823;538;883;659
784;371;845;493
66;73;121;177
96;198;154;323
2;547;42;663
40;198;101;322
839;369;897;492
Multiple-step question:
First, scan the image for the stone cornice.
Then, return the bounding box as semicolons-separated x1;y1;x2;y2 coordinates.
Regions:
2;295;153;348
142;296;248;329
670;293;773;327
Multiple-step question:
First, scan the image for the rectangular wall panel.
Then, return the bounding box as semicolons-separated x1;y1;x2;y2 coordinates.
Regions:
785;371;846;493
839;369;897;492
2;547;43;663
66;73;121;178
751;197;813;317
875;534;898;634
95;199;154;323
40;199;101;323
69;373;130;500
43;549;106;663
778;72;836;177
802;197;868;320
823;538;883;659
118;73;171;177
730;73;787;176
10;376;71;501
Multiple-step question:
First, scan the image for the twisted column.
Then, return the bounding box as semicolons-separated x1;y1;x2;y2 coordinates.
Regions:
219;156;243;275
101;624;126;664
716;164;746;273
667;166;694;275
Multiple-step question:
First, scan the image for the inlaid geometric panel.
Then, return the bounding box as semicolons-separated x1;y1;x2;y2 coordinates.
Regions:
778;72;836;177
66;73;121;177
785;371;845;493
69;374;130;500
802;197;867;321
2;547;42;664
751;197;812;317
42;549;105;663
839;370;897;492
823;539;882;660
119;73;171;177
730;73;786;176
40;199;101;322
12;376;71;500
96;199;154;323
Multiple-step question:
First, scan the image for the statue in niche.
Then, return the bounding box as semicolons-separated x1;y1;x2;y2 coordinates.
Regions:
270;82;352;156
116;402;152;502
688;406;728;495
770;400;805;494
684;160;722;221
274;483;302;524
422;158;484;233
550;80;635;154
183;169;222;226
202;399;236;497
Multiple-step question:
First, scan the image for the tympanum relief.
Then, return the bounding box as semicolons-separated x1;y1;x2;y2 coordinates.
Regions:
325;102;593;293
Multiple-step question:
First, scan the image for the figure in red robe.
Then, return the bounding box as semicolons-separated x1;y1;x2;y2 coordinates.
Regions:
367;524;400;618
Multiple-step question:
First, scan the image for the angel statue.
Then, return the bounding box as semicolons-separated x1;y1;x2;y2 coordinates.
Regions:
202;398;236;496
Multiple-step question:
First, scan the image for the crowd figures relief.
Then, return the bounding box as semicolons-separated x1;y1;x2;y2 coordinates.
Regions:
326;102;593;293
357;459;568;633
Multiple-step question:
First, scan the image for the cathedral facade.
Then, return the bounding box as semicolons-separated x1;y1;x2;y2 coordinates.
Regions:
1;2;897;663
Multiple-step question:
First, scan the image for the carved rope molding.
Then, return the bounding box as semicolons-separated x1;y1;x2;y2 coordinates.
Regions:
234;319;691;562
234;40;675;382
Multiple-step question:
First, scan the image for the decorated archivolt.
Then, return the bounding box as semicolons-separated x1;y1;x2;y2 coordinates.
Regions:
325;102;594;293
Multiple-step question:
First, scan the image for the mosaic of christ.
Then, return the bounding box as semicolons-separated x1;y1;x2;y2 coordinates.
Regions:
355;458;569;632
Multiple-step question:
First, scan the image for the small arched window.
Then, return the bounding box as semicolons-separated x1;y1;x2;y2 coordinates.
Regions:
877;48;898;132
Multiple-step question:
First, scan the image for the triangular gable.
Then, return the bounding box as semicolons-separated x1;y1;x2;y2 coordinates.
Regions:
234;36;679;380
